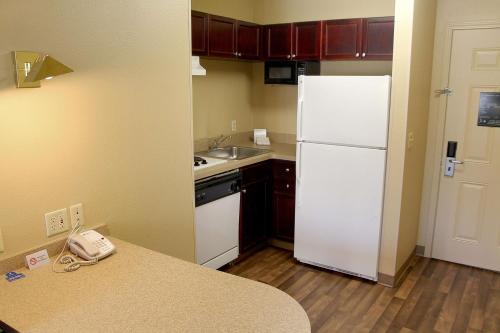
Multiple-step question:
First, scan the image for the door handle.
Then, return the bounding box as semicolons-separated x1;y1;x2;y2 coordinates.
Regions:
297;100;304;140
444;158;464;177
296;142;302;208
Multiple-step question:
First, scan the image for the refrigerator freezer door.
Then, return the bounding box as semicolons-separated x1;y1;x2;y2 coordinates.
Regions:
294;142;386;280
297;76;391;149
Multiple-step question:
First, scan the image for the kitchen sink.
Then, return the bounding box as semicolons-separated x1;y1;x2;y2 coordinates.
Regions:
200;146;270;160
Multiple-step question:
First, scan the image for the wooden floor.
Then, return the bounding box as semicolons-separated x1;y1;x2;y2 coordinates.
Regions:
224;247;500;333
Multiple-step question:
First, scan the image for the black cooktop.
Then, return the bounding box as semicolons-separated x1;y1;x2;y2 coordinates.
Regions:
194;156;207;167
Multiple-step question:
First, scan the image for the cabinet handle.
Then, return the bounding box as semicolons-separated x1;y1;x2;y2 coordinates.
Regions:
355;52;360;57
291;54;296;58
285;168;290;172
238;52;242;57
234;52;238;56
287;54;291;59
362;52;366;58
241;189;247;194
286;184;290;189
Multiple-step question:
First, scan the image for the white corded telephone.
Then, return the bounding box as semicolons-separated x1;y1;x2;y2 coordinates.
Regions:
69;230;115;260
53;228;115;273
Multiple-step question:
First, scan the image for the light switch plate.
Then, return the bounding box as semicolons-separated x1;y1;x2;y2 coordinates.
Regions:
0;227;4;252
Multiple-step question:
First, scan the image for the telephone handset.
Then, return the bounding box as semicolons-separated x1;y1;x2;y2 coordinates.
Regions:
68;230;115;261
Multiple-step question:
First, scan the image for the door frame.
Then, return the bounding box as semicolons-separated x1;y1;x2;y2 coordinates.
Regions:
421;19;500;258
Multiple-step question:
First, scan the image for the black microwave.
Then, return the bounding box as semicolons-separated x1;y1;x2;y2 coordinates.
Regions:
264;61;320;85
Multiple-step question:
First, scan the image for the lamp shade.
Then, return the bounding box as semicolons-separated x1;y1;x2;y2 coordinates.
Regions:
24;55;73;82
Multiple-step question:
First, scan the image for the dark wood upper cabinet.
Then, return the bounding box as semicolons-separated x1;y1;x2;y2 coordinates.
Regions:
192;10;393;61
362;17;394;60
208;15;237;58
322;18;363;60
264;22;321;60
322;17;394;60
264;24;293;60
236;21;261;60
293;21;321;60
191;11;208;56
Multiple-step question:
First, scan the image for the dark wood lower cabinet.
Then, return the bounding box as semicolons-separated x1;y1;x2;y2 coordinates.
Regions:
239;160;296;256
272;192;295;241
271;160;296;242
239;161;271;255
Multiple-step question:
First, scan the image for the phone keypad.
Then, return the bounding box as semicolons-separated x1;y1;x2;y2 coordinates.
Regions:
94;239;111;251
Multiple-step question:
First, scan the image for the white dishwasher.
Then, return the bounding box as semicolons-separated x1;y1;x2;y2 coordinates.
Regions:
194;170;241;269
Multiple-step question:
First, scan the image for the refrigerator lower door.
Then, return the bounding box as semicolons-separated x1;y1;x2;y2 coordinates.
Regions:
297;75;391;148
295;142;386;280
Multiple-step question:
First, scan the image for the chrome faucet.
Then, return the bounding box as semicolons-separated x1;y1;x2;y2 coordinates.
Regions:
210;134;232;150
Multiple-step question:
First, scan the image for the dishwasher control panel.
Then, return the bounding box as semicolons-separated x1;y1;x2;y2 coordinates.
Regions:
195;170;241;207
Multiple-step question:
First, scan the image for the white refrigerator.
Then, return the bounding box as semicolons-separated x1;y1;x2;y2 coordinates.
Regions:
294;75;391;281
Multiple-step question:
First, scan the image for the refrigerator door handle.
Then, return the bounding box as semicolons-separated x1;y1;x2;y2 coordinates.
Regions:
296;142;303;207
297;99;304;140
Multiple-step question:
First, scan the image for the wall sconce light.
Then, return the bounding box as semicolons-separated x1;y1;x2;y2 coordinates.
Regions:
14;51;73;88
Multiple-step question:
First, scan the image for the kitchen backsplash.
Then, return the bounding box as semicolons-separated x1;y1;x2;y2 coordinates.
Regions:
194;131;295;153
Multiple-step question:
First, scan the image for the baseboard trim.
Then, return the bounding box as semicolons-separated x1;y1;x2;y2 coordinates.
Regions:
416;245;425;256
378;246;417;288
0;224;109;274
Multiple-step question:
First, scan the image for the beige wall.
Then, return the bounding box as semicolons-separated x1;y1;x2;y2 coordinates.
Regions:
254;0;394;24
378;0;415;276
418;0;500;253
192;0;254;22
193;59;254;140
0;0;195;261
395;0;436;271
378;0;437;276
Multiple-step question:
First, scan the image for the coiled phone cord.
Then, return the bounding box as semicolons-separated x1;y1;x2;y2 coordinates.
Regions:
52;221;98;273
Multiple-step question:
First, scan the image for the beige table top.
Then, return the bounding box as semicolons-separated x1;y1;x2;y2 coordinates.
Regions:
0;238;309;333
194;142;296;181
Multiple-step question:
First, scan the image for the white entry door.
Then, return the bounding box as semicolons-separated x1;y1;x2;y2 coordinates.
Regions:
432;27;500;272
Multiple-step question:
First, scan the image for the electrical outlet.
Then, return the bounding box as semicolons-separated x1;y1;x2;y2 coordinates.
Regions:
70;203;85;228
0;227;4;253
231;120;237;132
44;208;70;237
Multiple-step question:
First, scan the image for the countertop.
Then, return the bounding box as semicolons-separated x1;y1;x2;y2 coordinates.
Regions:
194;142;296;181
0;238;310;333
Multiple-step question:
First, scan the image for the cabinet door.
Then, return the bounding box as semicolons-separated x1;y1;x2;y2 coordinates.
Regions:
362;17;394;60
237;21;261;60
264;24;293;60
272;192;295;242
240;179;270;253
191;11;208;56
321;19;362;60
208;15;236;58
293;21;321;60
